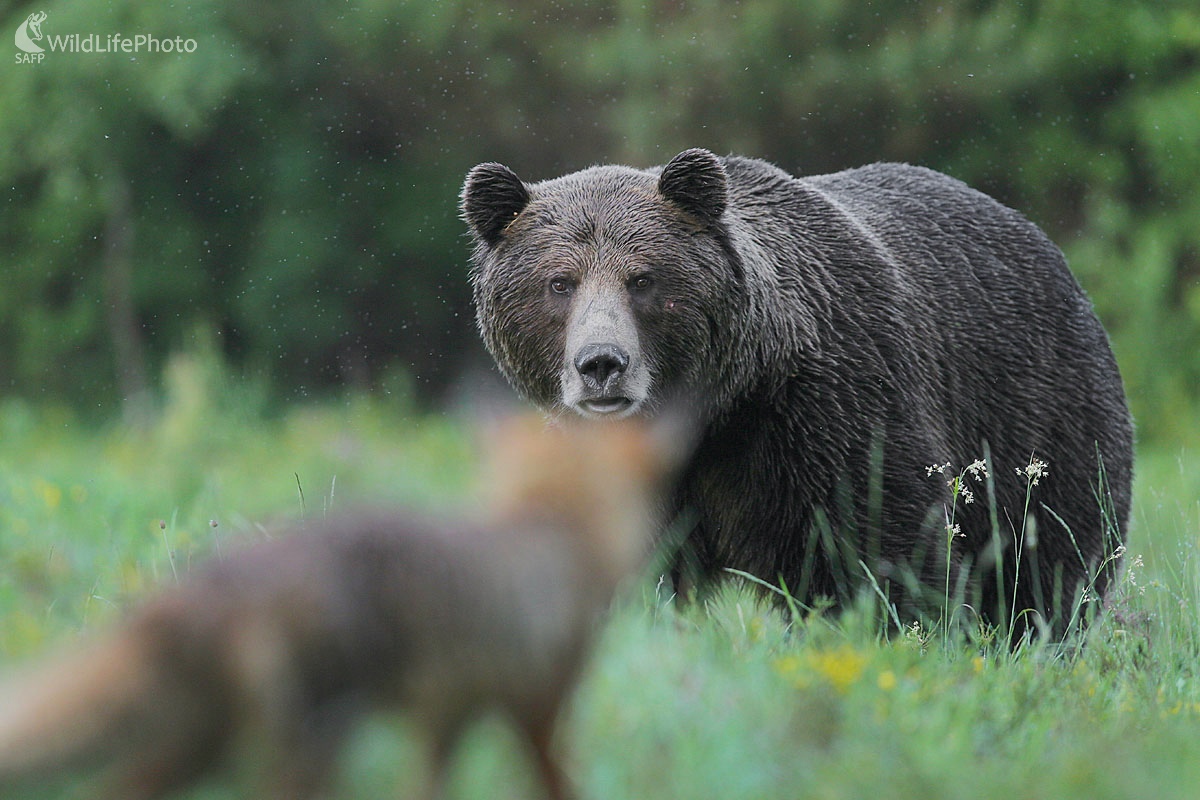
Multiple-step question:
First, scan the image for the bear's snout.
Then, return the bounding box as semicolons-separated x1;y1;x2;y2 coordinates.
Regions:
559;286;650;418
574;343;629;392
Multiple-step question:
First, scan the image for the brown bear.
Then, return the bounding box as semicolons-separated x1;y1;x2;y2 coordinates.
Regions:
461;148;1134;637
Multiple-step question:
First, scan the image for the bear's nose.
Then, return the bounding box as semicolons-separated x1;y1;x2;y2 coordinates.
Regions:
575;343;629;389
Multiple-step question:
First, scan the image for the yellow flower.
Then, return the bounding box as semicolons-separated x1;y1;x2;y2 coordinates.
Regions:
772;655;802;678
120;562;146;596
772;655;812;689
808;646;867;694
877;670;897;691
34;479;62;511
972;656;984;674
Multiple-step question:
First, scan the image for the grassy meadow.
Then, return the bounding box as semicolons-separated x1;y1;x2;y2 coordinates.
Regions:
2;356;1199;799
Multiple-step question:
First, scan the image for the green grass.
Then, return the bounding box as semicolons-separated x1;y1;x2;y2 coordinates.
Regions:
2;376;1199;799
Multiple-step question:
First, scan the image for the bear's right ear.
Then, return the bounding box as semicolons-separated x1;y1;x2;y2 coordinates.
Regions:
461;162;531;246
658;148;727;226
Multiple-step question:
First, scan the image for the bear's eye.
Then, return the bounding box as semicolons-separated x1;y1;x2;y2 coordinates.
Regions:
549;278;573;296
629;275;653;291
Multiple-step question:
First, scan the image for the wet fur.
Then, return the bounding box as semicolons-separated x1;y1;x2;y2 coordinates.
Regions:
464;150;1134;634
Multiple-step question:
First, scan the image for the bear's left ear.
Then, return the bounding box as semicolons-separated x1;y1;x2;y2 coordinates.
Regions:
658;148;727;226
461;162;531;246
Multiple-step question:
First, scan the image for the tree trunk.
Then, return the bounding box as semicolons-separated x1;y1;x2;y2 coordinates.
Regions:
102;174;150;423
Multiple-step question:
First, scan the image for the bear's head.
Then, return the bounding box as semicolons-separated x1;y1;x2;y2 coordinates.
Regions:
462;148;744;419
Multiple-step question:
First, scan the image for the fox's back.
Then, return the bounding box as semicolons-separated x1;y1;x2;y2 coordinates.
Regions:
155;510;605;722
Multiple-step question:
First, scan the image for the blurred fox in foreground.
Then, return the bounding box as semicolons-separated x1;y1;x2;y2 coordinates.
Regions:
0;417;680;800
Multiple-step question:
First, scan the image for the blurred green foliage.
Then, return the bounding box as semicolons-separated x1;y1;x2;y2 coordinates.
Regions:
1;0;1198;442
2;386;1200;798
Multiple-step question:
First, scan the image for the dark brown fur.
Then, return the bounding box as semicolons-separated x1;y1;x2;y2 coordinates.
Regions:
463;149;1134;636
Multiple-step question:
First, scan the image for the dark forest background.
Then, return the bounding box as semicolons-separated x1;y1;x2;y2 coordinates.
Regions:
2;0;1198;445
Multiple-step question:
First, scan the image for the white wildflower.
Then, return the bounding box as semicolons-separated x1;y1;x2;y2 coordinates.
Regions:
946;474;975;504
965;458;988;480
1017;457;1049;486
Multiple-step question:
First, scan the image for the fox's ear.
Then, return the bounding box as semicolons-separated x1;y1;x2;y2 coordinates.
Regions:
658;148;727;226
461;162;531;246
